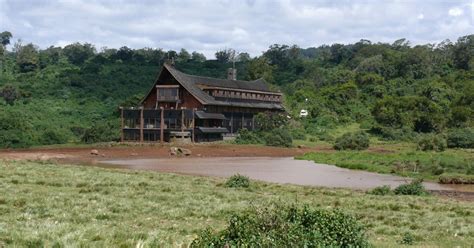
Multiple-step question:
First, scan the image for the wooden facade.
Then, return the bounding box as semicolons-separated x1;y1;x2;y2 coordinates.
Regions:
121;63;284;143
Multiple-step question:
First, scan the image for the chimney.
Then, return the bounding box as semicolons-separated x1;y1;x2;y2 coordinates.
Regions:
227;68;237;80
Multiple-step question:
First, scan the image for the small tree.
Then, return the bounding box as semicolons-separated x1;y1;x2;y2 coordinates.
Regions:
334;131;370;150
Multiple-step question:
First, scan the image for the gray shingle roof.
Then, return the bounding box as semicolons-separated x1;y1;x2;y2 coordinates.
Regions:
144;64;284;110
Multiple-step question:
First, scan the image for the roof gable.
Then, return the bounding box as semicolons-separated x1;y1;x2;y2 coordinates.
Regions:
141;64;283;110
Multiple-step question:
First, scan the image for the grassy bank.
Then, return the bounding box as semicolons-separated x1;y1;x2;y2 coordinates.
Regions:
1;160;473;247
298;148;473;182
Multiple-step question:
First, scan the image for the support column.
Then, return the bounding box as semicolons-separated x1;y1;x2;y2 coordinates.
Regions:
120;107;124;142
139;107;144;143
181;108;185;132
230;112;234;133
160;107;164;144
192;108;195;143
252;114;255;131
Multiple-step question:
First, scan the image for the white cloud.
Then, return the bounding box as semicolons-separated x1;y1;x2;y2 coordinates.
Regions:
1;0;473;58
448;7;463;16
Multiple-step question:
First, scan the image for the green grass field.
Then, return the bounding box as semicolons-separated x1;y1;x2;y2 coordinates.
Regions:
1;160;473;247
298;147;474;182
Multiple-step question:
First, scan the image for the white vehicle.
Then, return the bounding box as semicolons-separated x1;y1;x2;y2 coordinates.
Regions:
299;109;308;118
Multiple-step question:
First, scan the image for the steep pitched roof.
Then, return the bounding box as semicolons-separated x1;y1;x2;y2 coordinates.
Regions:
143;64;284;110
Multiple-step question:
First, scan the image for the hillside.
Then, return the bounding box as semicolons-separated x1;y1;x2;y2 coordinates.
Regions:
0;33;473;148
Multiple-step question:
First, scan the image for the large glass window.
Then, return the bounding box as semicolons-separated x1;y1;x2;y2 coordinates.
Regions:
157;87;179;101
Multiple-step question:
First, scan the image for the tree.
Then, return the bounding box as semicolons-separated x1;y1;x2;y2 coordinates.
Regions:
1;85;19;105
237;52;250;62
452;35;474;70
245;57;274;82
215;48;234;63
0;31;12;47
191;51;206;62
115;46;133;62
177;48;191;62
63;42;96;65
16;43;39;72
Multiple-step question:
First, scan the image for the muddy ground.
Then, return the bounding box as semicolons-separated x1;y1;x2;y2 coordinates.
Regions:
1;143;472;201
0;144;328;164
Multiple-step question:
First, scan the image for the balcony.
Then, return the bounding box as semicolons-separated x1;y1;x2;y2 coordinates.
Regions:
157;95;180;102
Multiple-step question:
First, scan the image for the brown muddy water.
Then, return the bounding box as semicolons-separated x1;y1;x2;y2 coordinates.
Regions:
98;157;470;191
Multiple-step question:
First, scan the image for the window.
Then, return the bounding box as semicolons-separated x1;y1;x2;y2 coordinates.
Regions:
157;86;179;101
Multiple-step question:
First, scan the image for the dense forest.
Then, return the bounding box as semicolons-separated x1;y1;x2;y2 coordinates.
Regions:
0;31;472;148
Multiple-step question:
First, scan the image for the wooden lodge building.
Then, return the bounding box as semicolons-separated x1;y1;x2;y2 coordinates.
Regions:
120;63;284;143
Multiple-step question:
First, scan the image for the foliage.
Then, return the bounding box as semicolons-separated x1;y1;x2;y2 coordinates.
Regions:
191;205;369;247
81;121;119;144
254;112;288;131
264;128;293;147
0;108;34;148
417;134;447;152
235;129;263;145
438;173;474;184
1;31;473;148
400;232;415;245
368;185;392;196
225;174;250;188
334;131;370;150
393;180;429;196
298;148;474;181
447;128;474;148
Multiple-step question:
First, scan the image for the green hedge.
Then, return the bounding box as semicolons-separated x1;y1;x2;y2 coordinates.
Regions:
191;205;368;247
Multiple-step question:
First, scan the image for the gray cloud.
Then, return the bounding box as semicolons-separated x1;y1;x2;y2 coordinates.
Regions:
1;0;472;58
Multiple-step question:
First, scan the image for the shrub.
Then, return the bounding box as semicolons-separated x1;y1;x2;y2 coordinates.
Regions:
369;126;415;141
81;122;119;144
417;134;446;152
290;128;306;140
393;180;428;196
191;205;369;247
235;129;262;145
399;232;415;245
368;185;392;195
334;131;370;150
447;128;474;148
438;174;474;184
40;129;69;145
264;128;292;147
225;174;250;188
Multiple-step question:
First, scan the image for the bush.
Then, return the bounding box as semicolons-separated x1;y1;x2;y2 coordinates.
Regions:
40;129;69;145
417;134;446;152
81;122;119;144
334;131;369;150
438;174;474;184
290;128;306;140
369;126;416;141
447;128;474;148
399;232;415;245
225;174;250;188
264;128;293;147
393;180;428;196
368;185;392;195
235;129;263;145
191;205;369;247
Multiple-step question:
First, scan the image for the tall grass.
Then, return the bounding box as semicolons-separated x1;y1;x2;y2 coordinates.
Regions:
0;160;473;247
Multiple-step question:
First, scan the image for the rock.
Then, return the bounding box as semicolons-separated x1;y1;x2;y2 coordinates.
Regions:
178;147;192;156
197;154;202;157
297;145;306;149
169;147;178;156
90;149;99;155
130;153;138;156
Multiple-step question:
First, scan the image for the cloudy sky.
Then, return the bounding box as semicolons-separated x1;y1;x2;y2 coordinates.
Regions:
1;0;472;57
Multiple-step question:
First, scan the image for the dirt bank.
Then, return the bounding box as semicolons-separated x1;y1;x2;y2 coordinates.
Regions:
0;144;325;165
